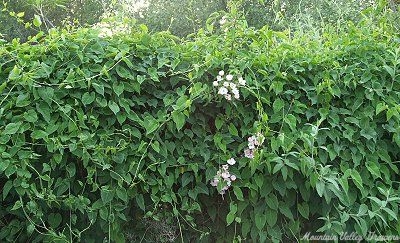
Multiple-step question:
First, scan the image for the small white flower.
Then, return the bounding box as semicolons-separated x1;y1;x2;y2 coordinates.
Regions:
219;70;225;76
220;16;227;25
230;175;237;181
223;82;230;87
238;77;246;86
226;74;233;81
221;172;230;179
231;88;239;95
218;87;228;95
230;82;236;89
244;148;254;159
225;94;232;101
248;143;255;149
213;81;219;87
210;178;218;187
226;180;232;186
217;75;223;81
227;158;236;165
234;93;240;99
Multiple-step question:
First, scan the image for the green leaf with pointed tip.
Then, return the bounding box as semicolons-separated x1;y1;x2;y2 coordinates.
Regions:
151;141;160;153
226;202;237;226
31;130;48;139
172;111;185;131
143;115;159;135
113;82;124;96
48;213;62;228
116;66;133;79
23;110;38;123
108;101;120;114
233;186;244;201
93;83;104;96
2;180;13;200
136;194;145;211
351;170;364;192
82;92;95;105
255;213;267;230
33;15;42;27
229;123;238;136
316;181;325;197
101;188;114;204
3;122;22;135
266;209;277;227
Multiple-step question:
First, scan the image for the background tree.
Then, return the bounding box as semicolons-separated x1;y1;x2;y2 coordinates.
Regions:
1;0;399;41
0;0;112;41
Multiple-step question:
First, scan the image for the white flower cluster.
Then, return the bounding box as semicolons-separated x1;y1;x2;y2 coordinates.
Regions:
219;16;229;33
219;16;227;26
280;2;287;12
210;158;237;195
244;133;265;159
213;70;246;101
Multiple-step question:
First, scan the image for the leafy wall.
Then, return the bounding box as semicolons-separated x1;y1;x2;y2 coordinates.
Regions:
0;12;400;242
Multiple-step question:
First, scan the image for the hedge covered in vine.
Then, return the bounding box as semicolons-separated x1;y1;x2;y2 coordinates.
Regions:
1;11;400;243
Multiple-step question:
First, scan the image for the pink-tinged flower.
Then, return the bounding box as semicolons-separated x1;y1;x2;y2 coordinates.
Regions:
221;171;230;179
248;136;256;142
238;77;246;86
222;186;229;191
218;87;228;95
244;148;254;159
230;174;237;181
227;158;236;165
222;164;229;171
225;94;232;101
210;178;219;187
217;75;223;81
213;81;219;87
223;81;230;87
219;70;225;76
226;74;233;81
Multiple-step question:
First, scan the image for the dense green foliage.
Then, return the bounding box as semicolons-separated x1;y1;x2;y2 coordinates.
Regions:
0;0;110;41
3;0;397;40
1;6;400;243
131;0;226;37
131;0;400;36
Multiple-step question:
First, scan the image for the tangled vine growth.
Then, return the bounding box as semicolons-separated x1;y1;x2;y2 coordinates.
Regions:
1;7;400;243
